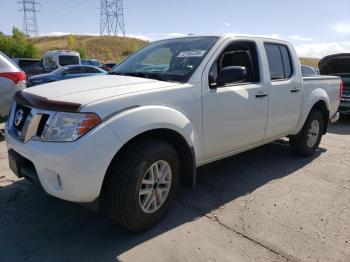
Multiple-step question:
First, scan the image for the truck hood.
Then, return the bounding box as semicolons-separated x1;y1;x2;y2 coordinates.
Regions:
23;75;178;105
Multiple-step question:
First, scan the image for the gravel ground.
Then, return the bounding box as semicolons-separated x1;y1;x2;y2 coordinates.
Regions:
0;116;349;262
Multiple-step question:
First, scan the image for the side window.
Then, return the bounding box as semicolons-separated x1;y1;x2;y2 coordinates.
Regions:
44;55;56;68
209;41;260;85
67;66;82;74
301;66;316;76
264;43;294;80
280;46;293;78
83;66;99;73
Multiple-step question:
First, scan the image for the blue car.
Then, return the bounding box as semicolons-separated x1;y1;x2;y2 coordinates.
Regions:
27;65;107;87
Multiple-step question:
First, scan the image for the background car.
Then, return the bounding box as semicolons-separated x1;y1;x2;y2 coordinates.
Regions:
27;65;107;87
301;65;319;77
319;53;350;115
100;62;116;71
12;58;44;78
81;59;100;67
0;51;26;122
42;50;80;72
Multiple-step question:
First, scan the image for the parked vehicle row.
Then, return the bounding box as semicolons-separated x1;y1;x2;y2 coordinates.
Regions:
5;35;342;232
27;65;107;87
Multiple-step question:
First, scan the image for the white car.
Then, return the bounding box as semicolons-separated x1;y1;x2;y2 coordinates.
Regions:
0;51;26;122
5;35;341;231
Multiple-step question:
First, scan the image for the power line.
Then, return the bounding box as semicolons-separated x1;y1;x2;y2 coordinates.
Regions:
100;0;125;36
18;0;40;37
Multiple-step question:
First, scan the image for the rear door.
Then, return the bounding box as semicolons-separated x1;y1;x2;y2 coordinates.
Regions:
264;43;303;138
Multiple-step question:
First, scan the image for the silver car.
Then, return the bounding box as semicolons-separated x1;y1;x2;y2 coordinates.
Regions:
0;51;26;122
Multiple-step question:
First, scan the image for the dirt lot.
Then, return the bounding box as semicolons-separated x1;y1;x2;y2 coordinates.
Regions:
0;117;350;262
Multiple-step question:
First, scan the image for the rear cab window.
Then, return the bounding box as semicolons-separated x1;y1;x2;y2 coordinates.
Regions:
264;43;293;81
59;56;80;66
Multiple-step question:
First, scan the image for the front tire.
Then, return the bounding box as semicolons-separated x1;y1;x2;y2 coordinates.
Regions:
289;110;324;156
104;139;180;232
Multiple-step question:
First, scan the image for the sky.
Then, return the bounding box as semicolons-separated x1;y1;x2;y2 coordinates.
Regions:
1;0;350;58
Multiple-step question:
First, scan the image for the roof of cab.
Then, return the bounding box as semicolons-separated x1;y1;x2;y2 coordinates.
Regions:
157;34;290;44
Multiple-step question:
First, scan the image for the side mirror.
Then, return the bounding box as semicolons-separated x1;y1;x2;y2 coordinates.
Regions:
215;66;248;87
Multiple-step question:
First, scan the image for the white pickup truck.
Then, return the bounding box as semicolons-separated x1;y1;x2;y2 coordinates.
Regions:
5;35;342;231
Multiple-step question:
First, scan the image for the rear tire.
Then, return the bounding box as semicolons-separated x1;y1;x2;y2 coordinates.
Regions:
289;110;324;156
104;139;180;232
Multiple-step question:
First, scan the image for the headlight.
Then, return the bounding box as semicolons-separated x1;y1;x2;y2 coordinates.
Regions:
42;112;101;142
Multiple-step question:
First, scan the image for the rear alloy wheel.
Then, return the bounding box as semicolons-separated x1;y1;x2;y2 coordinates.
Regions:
104;139;180;232
306;120;320;148
290;110;324;156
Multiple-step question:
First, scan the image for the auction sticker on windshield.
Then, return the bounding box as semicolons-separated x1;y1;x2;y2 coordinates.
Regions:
177;50;206;58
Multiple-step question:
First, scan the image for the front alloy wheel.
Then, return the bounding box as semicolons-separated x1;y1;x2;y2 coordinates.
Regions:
104;139;180;232
139;160;172;214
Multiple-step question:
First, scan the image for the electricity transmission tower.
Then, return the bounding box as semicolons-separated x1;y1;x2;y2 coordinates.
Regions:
18;0;39;37
100;0;125;36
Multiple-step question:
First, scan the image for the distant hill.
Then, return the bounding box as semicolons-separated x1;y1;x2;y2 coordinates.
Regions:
29;35;147;63
299;57;320;68
29;35;320;67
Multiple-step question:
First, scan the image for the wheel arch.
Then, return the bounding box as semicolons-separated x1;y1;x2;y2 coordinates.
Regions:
310;100;329;134
102;128;197;194
293;99;329;136
101;105;201;192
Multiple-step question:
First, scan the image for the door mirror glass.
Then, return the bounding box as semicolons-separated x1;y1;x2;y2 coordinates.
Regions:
216;66;248;87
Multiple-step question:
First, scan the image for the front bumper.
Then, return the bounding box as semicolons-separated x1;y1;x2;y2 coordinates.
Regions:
330;112;340;123
5;122;122;203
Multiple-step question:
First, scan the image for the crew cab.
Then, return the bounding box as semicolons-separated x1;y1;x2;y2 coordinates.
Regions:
5;35;341;232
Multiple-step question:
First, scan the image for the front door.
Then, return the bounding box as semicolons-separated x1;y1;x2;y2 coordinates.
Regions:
202;41;268;160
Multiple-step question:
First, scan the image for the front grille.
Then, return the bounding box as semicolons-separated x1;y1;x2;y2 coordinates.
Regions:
7;103;54;143
13;104;31;132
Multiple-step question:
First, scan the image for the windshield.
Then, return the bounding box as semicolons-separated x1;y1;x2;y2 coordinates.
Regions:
110;36;219;83
59;55;80;66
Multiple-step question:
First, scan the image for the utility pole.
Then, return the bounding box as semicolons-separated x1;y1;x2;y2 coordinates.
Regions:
18;0;39;37
100;0;125;36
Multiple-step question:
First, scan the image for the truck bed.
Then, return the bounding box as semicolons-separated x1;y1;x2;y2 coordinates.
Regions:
303;76;341;118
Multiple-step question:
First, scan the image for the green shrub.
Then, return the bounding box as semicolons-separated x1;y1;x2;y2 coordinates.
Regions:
0;27;38;58
74;47;87;59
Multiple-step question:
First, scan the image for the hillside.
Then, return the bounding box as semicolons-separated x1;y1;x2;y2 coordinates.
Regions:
29;35;320;67
299;57;320;68
29;35;147;63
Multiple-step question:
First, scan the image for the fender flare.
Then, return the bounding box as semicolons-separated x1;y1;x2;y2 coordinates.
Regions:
103;105;201;187
293;88;330;135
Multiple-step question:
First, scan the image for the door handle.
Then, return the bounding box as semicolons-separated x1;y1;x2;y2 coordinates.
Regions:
291;88;301;93
255;92;268;98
